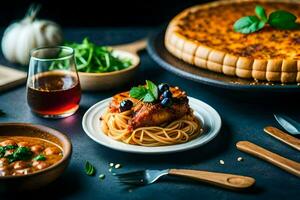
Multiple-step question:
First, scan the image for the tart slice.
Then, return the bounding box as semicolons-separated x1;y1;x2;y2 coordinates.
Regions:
165;0;300;83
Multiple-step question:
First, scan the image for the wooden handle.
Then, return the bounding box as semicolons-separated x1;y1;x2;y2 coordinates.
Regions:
264;126;300;151
168;169;255;190
236;141;300;177
113;39;147;54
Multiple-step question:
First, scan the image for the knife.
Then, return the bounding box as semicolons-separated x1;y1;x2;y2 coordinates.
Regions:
264;126;300;151
274;114;300;135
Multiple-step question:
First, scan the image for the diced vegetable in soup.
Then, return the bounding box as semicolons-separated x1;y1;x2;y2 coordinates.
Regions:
0;136;63;176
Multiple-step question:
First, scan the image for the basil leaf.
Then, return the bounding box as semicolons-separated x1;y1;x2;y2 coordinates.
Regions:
10;147;33;162
85;161;96;176
0;147;5;158
234;16;265;34
129;86;147;99
33;154;46;161
255;5;268;22
4;145;17;150
146;80;158;99
269;10;299;30
143;93;155;102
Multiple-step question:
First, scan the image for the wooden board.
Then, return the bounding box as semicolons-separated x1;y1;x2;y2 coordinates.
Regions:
0;65;27;92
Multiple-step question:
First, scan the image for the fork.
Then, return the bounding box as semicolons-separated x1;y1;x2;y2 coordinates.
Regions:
115;169;255;190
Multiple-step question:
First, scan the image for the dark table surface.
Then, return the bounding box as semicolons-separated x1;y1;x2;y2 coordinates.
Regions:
0;28;299;200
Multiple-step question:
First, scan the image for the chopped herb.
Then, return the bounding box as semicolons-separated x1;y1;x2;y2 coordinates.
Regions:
129;80;159;103
234;5;300;34
4;145;17;150
33;154;46;161
5;147;33;163
0;147;5;158
85;161;96;176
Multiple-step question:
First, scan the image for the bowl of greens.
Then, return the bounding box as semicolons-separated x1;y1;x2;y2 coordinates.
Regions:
63;38;140;91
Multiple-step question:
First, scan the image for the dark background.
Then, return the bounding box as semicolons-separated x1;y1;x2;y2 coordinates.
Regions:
0;0;213;27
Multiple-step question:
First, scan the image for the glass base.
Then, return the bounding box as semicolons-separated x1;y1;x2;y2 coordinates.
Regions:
32;106;79;119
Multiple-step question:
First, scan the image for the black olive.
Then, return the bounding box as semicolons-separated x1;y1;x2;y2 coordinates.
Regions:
160;98;172;107
162;90;172;98
119;100;133;112
158;83;169;93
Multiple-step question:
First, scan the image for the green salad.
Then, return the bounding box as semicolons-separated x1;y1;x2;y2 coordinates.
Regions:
51;38;132;73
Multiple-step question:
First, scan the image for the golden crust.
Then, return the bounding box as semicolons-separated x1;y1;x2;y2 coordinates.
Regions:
165;0;300;83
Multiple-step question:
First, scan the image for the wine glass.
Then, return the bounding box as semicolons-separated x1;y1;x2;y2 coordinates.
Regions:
26;46;81;118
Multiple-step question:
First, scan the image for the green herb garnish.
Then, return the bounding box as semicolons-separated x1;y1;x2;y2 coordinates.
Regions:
50;38;132;73
33;154;46;161
5;147;33;163
234;5;300;34
4;145;18;150
0;145;18;158
129;80;158;103
0;147;5;158
85;161;96;176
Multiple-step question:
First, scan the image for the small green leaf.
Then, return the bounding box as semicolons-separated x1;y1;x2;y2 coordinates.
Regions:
255;5;268;22
146;80;158;99
143;93;155;102
129;86;148;100
0;147;5;158
6;146;33;163
269;10;300;30
4;145;17;150
234;16;265;34
33;154;46;161
85;161;96;176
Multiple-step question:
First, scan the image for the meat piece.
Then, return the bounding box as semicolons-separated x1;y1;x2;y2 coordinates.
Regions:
131;98;190;128
109;86;191;129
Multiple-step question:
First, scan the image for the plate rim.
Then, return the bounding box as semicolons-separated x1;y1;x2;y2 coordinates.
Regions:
146;29;300;92
82;96;222;154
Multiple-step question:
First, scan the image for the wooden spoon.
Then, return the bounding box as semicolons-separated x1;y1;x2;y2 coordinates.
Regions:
236;141;300;177
264;126;300;151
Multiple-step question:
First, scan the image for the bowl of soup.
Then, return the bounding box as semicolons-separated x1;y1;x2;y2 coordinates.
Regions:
0;123;72;191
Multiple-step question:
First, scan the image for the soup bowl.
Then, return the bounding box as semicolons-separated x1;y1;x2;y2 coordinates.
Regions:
0;123;72;192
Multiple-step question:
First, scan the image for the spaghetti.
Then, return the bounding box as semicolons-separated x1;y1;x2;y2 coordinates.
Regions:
101;109;202;147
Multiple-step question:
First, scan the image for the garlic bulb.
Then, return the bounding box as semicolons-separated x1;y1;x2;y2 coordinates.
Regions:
1;4;63;65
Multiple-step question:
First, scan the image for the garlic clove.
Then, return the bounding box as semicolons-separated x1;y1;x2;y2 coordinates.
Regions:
1;23;22;63
15;24;34;65
44;22;63;45
33;21;48;47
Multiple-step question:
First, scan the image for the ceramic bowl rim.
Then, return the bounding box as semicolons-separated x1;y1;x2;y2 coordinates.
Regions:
0;123;72;180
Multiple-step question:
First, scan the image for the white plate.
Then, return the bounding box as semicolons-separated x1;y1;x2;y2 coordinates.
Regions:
82;97;221;154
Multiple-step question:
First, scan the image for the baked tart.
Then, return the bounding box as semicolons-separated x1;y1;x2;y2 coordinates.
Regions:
165;0;300;83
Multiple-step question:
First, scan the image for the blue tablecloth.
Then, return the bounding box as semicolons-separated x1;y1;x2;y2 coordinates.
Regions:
0;28;299;200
